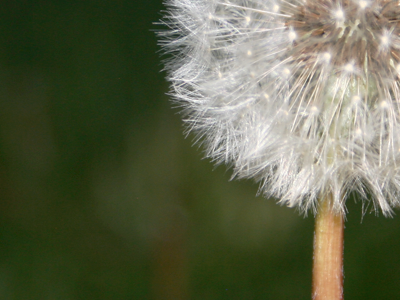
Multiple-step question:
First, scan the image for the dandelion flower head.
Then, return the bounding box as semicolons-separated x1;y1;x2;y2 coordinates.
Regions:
160;0;400;215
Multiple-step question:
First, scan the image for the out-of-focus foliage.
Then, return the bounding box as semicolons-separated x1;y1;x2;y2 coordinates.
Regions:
0;1;398;299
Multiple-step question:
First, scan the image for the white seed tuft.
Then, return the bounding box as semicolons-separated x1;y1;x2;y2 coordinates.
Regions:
359;0;368;8
320;52;332;64
344;63;355;73
380;100;389;109
352;95;361;103
159;0;400;216
334;9;345;21
288;30;297;41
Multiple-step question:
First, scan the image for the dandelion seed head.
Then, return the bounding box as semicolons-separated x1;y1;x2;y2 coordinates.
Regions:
160;0;400;215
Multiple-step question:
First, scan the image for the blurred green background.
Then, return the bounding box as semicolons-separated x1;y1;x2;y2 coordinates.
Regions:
0;1;399;299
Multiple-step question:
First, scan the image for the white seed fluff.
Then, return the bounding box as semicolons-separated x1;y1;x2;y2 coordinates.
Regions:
159;0;400;215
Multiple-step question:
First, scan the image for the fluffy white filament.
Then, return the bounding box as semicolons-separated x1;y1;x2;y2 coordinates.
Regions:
159;0;400;215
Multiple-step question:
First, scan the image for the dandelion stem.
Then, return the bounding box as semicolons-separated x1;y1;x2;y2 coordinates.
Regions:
312;194;344;300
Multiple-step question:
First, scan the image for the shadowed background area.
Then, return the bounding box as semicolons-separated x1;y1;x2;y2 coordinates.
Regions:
0;1;399;299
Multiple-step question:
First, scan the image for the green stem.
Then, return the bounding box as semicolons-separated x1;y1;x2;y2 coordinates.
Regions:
312;193;344;300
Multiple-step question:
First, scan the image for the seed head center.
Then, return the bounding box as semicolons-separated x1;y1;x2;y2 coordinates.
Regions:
286;0;400;73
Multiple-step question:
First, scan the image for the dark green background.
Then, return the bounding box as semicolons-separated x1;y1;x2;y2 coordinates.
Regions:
0;1;399;299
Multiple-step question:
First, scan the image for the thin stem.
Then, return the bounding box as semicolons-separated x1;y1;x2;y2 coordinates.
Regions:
312;194;344;300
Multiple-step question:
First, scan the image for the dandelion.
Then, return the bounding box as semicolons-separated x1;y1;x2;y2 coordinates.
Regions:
159;0;400;298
